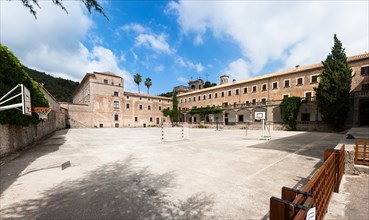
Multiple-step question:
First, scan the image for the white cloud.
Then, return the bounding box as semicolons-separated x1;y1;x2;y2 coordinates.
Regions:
0;1;135;91
223;58;250;81
135;33;172;54
174;56;205;73
168;1;369;74
154;65;164;72
119;52;126;62
177;77;189;83
121;23;147;33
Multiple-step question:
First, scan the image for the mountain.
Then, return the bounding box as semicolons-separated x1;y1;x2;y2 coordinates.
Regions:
24;66;79;102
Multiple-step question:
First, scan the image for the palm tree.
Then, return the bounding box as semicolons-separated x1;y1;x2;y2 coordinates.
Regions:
145;77;152;94
134;73;142;93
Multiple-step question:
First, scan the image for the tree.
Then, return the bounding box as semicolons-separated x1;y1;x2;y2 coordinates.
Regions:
315;34;352;131
144;77;152;94
188;106;224;121
161;91;179;122
0;44;48;125
280;96;301;130
134;73;142;93
17;0;107;19
171;92;179;122
204;81;217;88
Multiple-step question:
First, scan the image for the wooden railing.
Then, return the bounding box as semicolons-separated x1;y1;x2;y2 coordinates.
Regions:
270;145;345;220
355;140;369;166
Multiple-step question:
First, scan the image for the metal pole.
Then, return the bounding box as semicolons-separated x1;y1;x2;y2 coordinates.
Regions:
262;119;265;138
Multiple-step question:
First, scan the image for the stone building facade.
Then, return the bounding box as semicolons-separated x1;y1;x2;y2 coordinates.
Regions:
177;53;369;130
61;72;171;128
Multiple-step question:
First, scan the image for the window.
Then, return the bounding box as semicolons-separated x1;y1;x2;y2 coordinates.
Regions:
261;98;266;103
262;84;267;91
198;96;201;101
311;75;318;83
209;94;212;99
104;79;108;84
228;90;232;96
159;99;162;102
150;117;153;122
203;95;206;100
252;86;257;92
244;87;248;94
114;114;119;121
139;104;143;110
126;103;130;109
159;106;162;111
221;92;225;97
113;101;119;109
185;98;187;103
113;91;119;97
297;77;303;85
223;102;228;107
148;105;151;110
284;80;290;88
126;96;130;99
252;99;256;104
236;89;239;95
245;100;250;105
111;82;114;85
301;113;310;122
135;117;138;122
180;99;183;103
272;82;278;89
238;115;244;122
215;93;218;98
193;97;196;101
283;94;289;99
305;92;312;101
148;98;151;101
139;97;142;100
362;83;369;91
361;66;369;75
233;102;237;107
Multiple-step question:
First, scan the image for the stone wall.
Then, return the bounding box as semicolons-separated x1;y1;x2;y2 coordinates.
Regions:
0;111;58;158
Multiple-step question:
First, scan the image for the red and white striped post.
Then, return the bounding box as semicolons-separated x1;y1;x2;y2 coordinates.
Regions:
181;123;184;139
161;123;164;142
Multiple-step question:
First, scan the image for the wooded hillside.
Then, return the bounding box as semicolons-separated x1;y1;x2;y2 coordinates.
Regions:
24;67;79;102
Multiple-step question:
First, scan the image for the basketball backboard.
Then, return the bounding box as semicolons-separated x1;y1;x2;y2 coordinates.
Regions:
0;84;32;116
22;84;32;116
255;112;265;120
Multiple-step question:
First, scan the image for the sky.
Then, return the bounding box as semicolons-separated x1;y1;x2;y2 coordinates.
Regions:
1;0;368;95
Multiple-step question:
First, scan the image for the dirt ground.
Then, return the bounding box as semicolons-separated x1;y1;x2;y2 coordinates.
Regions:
0;128;344;219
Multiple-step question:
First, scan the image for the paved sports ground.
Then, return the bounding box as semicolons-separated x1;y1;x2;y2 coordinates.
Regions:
0;128;345;219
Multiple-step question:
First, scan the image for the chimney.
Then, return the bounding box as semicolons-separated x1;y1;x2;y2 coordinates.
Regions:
295;65;300;70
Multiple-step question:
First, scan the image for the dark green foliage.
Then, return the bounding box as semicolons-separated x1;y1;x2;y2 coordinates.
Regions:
203;81;217;88
280;96;301;130
0;44;48;125
188;106;224;121
144;77;152;94
315;34;352;131
24;67;79;102
17;0;108;19
158;91;173;97
171;92;179;122
204;81;217;88
134;73;142;93
161;92;179;122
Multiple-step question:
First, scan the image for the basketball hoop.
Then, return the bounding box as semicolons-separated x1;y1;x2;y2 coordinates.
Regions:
33;107;52;120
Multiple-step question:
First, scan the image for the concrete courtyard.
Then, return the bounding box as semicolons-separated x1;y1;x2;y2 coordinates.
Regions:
0;128;345;219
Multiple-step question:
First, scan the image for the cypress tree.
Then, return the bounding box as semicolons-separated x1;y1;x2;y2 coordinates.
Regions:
315;34;352;131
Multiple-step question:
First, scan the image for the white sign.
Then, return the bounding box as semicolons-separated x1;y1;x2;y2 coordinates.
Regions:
306;207;316;220
254;111;265;120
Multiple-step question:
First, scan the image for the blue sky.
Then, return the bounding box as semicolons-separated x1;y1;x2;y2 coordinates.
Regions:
1;1;368;95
